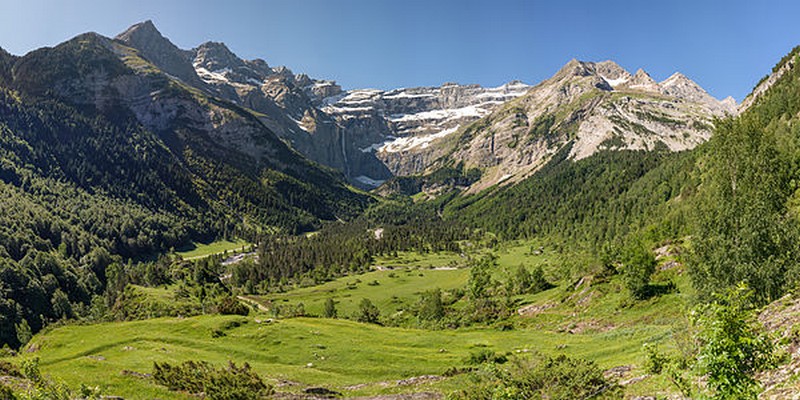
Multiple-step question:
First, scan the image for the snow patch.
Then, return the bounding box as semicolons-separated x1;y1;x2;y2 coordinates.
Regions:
389;106;484;122
195;67;232;84
289;117;311;133
600;75;629;88
359;142;383;153
383;91;436;99
379;126;459;153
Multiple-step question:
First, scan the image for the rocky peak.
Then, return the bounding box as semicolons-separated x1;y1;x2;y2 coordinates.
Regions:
621;69;660;92
554;59;596;79
115;21;203;87
659;72;704;99
595;61;632;88
660;72;736;114
193;41;245;72
115;20;160;42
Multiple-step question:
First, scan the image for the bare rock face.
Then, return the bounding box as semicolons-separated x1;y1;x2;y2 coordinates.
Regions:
115;21;205;88
322;81;532;181
404;60;737;191
110;21;735;191
620;69;660;92
739;49;798;113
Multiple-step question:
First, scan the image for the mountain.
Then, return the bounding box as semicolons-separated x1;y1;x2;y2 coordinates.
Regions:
0;23;371;347
152;28;533;188
320;81;532;185
399;60;736;191
106;22;733;193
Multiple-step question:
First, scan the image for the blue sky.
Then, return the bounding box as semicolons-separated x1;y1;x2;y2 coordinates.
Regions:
1;0;799;101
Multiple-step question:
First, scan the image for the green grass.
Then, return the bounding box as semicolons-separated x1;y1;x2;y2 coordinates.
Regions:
254;267;470;317
176;239;250;260
18;240;690;398
26;313;671;399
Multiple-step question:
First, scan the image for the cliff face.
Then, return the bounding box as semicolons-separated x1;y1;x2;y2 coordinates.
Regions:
409;60;736;191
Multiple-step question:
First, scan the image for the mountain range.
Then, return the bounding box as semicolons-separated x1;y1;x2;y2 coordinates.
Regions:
106;21;735;191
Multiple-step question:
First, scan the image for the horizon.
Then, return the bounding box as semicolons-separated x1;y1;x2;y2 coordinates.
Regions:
2;0;800;101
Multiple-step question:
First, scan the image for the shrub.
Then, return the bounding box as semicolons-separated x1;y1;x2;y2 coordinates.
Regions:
322;298;337;318
465;349;507;365
152;360;273;400
448;353;620;400
356;298;380;324
620;241;656;300
216;297;249;316
642;343;669;374
0;384;16;400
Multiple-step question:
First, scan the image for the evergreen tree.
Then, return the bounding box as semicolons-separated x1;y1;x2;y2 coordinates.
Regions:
322;298;337;319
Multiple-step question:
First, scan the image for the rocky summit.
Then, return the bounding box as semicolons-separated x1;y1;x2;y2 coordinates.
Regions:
110;21;735;191
400;59;737;191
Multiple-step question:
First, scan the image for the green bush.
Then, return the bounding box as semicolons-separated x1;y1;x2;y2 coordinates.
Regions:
0;383;16;400
216;297;249;316
620;241;656;300
465;349;508;365
152;360;273;400
356;298;380;324
448;353;620;400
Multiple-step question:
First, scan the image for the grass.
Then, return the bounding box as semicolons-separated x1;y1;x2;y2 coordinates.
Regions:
17;239;689;398
253;267;470;317
176;238;250;260
26;314;671;399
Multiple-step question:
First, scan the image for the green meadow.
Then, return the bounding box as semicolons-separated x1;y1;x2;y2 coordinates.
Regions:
19;240;687;398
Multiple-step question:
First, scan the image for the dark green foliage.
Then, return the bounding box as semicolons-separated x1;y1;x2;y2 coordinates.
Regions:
648;285;778;399
444;145;694;248
449;353;621;400
152;360;273;400
0;383;15;400
509;265;552;295
468;255;495;300
0;32;369;347
417;289;445;322
528;113;555;139
216;297;249;316
465;349;507;365
690;48;800;303
0;360;21;377
356;298;380;324
620;241;656;300
14;320;31;348
322;298;337;319
230;201;472;293
694;285;777;399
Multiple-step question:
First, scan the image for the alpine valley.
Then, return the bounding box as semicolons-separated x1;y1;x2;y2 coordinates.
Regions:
1;20;800;400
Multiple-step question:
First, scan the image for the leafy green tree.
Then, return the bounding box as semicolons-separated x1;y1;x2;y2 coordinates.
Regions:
51;289;73;320
14;319;32;348
322;298;337;319
690;116;797;304
693;284;777;399
620;241;656;300
417;289;445;321
356;298;380;324
468;255;496;300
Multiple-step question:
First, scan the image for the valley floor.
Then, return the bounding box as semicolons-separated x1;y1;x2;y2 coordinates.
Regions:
8;241;696;399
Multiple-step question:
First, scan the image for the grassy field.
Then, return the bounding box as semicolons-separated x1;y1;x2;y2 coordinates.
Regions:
16;240;689;398
175;238;251;260
25;313;673;399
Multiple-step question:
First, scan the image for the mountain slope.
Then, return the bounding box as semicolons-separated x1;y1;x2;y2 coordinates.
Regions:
0;28;369;347
398;60;734;191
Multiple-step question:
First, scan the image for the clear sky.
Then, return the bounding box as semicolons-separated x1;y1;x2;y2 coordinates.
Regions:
1;0;799;101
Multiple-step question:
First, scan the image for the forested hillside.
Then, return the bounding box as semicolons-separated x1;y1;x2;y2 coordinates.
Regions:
0;33;369;347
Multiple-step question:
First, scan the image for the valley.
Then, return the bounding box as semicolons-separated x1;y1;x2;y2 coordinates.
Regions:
1;13;800;400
